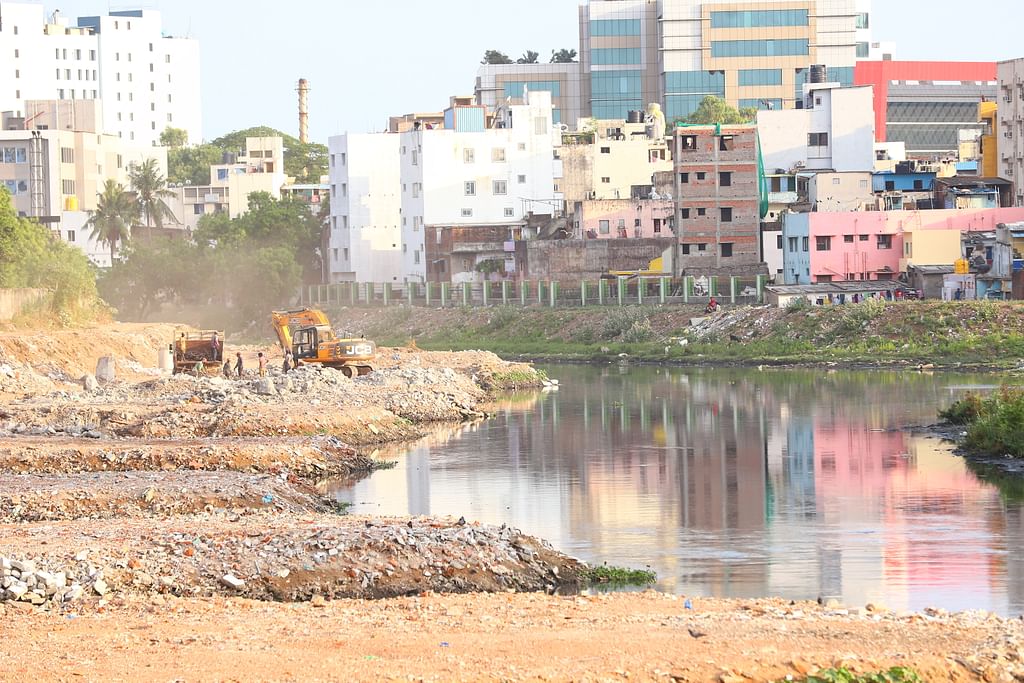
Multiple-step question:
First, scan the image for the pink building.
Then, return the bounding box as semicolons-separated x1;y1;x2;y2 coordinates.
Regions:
576;199;675;240
783;207;1024;284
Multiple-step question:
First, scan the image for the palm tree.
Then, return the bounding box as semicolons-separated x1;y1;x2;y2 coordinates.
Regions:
129;158;177;236
87;179;138;264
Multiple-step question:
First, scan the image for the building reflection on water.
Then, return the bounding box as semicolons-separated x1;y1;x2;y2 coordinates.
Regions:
329;366;1024;616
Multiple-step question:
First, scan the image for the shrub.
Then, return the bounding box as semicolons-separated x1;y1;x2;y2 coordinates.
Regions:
601;307;651;341
941;388;1024;458
939;392;984;425
621;317;653;343
785;296;810;313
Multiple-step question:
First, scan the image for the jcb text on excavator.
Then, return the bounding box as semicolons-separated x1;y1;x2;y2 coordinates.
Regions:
271;308;375;377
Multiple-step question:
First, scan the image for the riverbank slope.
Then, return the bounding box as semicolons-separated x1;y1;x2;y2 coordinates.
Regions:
344;300;1024;369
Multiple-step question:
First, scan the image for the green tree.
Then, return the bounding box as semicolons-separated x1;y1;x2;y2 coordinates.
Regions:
166;143;222;186
159;126;188;148
517;50;540;64
87;180;138;264
0;188;98;315
129;158;178;233
682;96;757;125
550;49;577;63
481;50;513;65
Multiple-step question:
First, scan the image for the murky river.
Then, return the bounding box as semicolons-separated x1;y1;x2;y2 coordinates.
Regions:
330;365;1024;616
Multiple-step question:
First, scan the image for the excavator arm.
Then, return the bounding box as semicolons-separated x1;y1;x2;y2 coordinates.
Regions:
271;308;331;351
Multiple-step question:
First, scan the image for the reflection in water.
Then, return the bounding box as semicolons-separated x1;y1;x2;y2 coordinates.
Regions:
328;366;1024;616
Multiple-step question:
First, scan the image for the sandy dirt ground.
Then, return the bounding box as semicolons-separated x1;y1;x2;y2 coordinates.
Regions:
2;592;1021;682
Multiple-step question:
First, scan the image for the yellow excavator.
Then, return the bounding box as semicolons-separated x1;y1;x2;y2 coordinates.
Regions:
271;308;376;377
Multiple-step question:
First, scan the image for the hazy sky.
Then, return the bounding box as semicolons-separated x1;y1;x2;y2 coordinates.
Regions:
41;1;1024;142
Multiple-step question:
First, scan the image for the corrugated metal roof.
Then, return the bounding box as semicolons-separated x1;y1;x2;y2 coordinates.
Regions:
767;282;901;295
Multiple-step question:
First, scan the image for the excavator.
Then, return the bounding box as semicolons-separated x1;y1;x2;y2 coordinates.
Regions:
270;308;376;377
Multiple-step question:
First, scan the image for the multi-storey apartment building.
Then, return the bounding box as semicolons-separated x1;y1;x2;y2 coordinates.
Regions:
997;58;1024;206
672;124;764;274
0;3;201;146
578;0;872;122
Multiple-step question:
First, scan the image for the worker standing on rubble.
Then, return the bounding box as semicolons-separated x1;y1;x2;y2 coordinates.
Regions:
210;331;221;362
234;352;244;378
222;360;231;378
258;352;267;378
176;333;187;361
283;349;293;373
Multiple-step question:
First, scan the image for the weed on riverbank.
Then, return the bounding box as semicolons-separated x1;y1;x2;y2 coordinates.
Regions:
942;388;1024;458
784;667;922;683
584;564;657;586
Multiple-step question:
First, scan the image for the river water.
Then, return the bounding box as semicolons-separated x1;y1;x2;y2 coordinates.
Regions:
330;365;1024;616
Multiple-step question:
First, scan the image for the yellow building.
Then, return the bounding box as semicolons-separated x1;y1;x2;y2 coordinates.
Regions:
979;102;998;179
900;229;962;272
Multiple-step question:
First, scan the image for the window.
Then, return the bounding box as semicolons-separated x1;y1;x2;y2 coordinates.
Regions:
412;182;421;198
592;48;642;65
533;117;547;135
461;208;473;217
599;220;610;234
719;172;732;187
66;230;76;242
504;208;515;217
788;237;798;252
859;234;869;242
877;234;892;250
601;177;610;184
90;50;96;61
680;209;690;219
343;248;349;261
62;179;75;195
493;180;507;195
808;133;829;147
719;136;734;151
590;19;642;36
491;148;506;162
341;153;346;166
913;179;924;190
696;172;706;180
517;174;526;184
75;49;82;60
802;237;809;252
711;9;808;28
720;207;732;222
682;244;691;255
414;250;421;265
721;243;733;258
697;208;706;217
464;181;476;196
680;173;689;184
411;150;418;166
600;147;611;154
711;39;809;58
166;55;171;64
60;147;74;164
464;148;475;163
884;180;895;191
681;135;697;151
738;69;783;86
844;235;854;243
816;236;832;251
193;204;204;215
832;177;841;185
860;179;869;188
13;49;18;58
856;42;870;58
775;234;784;250
855;12;870;28
698;243;707;252
634;218;641;228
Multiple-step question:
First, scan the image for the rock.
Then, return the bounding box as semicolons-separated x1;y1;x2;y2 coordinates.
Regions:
81;374;99;391
255;378;277;396
865;602;889;614
92;578;108;596
220;574;245;590
309;594;326;607
95;356;116;383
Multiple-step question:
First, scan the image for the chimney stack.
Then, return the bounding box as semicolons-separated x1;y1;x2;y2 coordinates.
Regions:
297;78;309;144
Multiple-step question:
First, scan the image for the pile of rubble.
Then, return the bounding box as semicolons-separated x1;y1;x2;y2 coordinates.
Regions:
1;555;99;606
2;516;585;604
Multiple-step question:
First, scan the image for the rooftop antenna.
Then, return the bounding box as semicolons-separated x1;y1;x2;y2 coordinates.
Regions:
297;78;310;144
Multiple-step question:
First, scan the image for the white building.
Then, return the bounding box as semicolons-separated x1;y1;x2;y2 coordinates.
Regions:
326;133;402;283
0;3;201;147
756;81;875;279
475;63;584;130
399;91;560;283
998;58;1024;206
0;100;167;267
169;137;287;232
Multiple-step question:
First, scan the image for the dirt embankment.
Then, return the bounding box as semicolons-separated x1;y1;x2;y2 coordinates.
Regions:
0;321;575;613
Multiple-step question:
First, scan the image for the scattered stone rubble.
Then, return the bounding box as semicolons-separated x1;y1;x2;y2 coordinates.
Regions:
1;516;584;606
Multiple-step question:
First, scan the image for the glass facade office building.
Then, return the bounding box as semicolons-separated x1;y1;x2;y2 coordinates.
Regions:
580;0;870;122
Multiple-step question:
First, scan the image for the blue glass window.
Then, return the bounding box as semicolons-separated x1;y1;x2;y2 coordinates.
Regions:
711;39;809;58
664;70;725;95
738;69;782;86
710;9;808;28
502;80;561;99
591;71;642;98
592;101;642;119
664;95;709;120
592;48;642;65
590;19;642;37
739;98;783;110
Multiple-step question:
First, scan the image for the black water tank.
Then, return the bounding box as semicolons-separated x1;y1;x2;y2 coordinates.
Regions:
626;110;644;124
809;64;827;83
